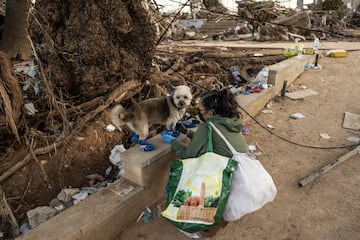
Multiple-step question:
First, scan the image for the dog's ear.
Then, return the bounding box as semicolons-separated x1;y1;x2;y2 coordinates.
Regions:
191;85;197;94
167;83;176;93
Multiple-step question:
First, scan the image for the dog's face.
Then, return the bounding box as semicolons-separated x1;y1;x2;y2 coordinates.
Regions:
171;85;193;109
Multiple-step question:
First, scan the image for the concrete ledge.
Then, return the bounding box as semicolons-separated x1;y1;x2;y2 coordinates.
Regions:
238;55;315;123
121;134;187;187
17;179;144;240
16;54;315;240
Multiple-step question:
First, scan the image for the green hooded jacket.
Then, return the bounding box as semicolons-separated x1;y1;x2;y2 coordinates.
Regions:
170;115;248;159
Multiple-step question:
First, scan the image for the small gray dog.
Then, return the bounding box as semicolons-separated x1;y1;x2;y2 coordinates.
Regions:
110;85;194;140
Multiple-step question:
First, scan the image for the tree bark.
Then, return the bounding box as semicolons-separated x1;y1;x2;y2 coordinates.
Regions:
0;0;32;60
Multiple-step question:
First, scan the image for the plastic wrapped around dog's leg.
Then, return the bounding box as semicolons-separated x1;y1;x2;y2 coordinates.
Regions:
161;129;180;143
129;131;154;151
130;131;140;143
139;144;154;152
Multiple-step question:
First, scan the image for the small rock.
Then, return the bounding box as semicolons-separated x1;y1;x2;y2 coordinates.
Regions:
27;206;57;229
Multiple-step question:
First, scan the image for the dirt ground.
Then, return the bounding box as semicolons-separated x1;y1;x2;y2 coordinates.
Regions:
119;43;360;240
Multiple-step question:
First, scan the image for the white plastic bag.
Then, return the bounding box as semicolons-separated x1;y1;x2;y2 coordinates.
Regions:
209;122;277;222
223;152;277;221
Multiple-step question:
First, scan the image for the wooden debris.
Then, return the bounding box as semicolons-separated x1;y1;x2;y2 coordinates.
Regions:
299;146;360;187
285;89;319;100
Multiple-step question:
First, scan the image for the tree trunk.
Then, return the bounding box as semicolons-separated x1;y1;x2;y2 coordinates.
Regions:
0;0;32;60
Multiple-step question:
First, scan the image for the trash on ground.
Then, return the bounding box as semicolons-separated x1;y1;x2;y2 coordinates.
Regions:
57;188;80;202
261;109;273;114
177;228;202;239
23;102;38;116
136;207;157;223
26;206;57;229
248;144;257;151
230;86;245;95
104;124;116;132
72;191;89;201
285;89;318;100
109;144;126;167
13;60;38;78
284;41;304;58
249;66;269;89
54;204;65;212
342;112;360;130
325;49;348;58
229;65;246;85
346;136;360;143
319;133;330;139
242;127;249;135
19;223;31;234
290;113;305;119
304;63;321;70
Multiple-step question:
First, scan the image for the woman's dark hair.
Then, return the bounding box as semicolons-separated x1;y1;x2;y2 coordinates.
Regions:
200;89;240;118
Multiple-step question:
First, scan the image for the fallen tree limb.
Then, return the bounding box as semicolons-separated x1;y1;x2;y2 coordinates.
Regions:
299;145;360;187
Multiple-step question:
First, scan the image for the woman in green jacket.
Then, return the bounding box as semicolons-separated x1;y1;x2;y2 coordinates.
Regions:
170;89;248;159
170;89;248;237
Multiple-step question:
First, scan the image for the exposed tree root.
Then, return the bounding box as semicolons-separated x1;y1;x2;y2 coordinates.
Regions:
0;52;23;141
0;185;20;238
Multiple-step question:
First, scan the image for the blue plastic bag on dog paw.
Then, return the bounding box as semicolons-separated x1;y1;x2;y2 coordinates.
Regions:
161;130;180;143
140;143;155;152
130;131;140;143
181;120;200;128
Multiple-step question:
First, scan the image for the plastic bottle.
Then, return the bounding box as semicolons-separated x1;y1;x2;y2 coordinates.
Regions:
295;38;302;58
312;34;320;66
229;66;245;85
259;66;269;84
313;34;319;54
251;66;269;89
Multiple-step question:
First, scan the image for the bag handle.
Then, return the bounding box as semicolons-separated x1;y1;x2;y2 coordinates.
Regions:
207;123;213;152
209;122;237;155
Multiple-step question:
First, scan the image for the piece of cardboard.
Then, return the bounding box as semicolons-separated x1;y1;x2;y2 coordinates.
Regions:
285;89;319;100
343;112;360;130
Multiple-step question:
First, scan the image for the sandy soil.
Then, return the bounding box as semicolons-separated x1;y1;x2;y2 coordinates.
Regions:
119;44;360;240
